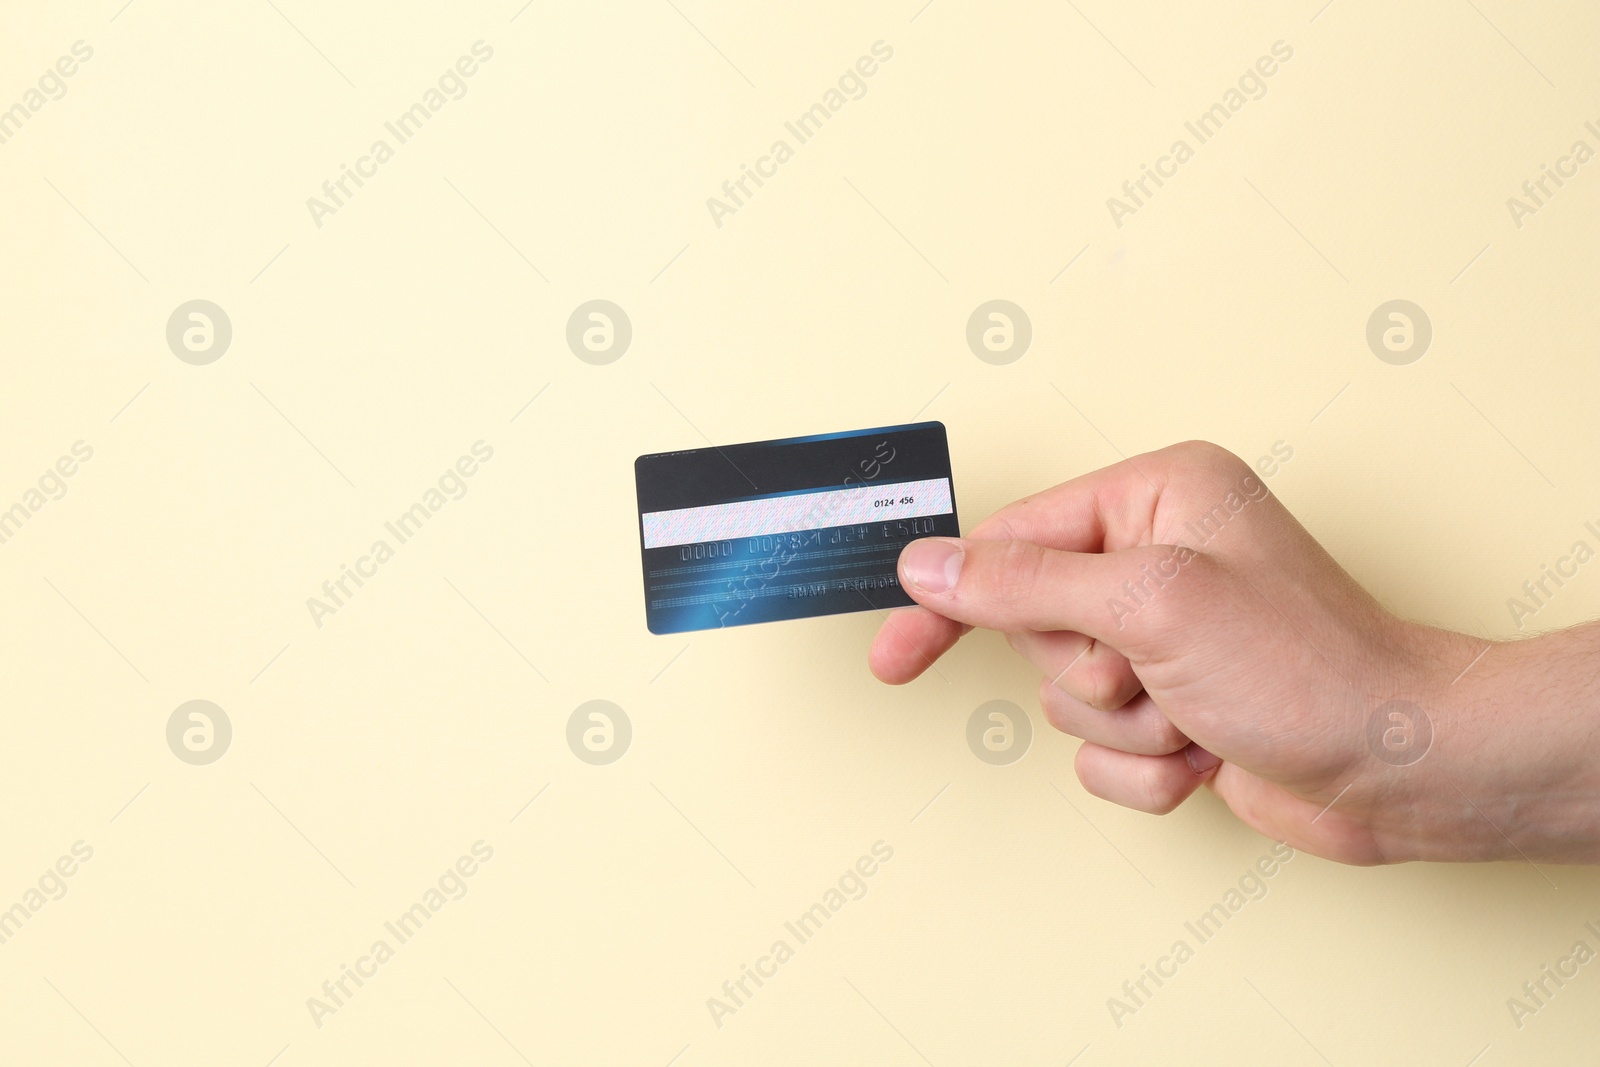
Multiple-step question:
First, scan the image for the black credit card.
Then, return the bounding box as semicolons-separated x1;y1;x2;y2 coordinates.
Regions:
634;422;959;634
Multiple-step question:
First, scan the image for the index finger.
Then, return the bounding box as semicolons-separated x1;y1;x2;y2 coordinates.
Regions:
868;606;971;684
966;451;1174;551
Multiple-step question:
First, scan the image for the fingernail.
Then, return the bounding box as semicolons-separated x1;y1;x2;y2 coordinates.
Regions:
901;538;963;594
1185;743;1221;775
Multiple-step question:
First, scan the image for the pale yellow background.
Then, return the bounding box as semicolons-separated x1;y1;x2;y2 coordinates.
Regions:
3;1;1599;1063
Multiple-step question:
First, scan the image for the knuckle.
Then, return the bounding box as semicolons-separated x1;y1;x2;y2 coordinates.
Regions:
970;513;1020;541
1173;441;1255;500
1175;439;1247;475
1078;656;1129;711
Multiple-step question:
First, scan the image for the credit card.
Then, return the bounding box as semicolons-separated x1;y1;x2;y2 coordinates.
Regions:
634;422;959;634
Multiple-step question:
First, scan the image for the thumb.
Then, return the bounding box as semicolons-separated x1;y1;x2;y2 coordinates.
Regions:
897;536;1196;646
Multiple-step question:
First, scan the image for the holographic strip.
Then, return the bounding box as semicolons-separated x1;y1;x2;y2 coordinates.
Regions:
641;478;952;549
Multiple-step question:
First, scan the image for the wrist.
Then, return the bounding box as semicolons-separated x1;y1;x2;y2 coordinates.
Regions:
1408;623;1600;864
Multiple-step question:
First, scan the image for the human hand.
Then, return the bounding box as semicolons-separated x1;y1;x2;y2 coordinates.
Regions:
870;441;1600;865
